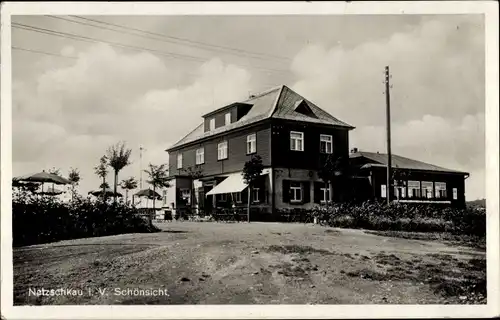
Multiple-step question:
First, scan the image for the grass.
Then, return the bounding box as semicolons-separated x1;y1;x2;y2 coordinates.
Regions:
13;222;486;305
365;230;486;250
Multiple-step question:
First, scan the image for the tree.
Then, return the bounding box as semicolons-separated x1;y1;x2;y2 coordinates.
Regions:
94;155;108;200
120;177;138;204
144;163;170;225
242;154;264;223
99;181;110;189
318;154;350;204
318;154;336;205
68;168;81;201
182;165;203;213
106;142;132;203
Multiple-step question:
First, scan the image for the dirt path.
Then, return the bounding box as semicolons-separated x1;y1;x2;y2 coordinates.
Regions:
13;222;486;305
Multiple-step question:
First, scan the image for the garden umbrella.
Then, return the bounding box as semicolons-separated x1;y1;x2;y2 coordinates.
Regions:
134;189;162;213
88;187;123;198
13;170;71;194
134;188;162;200
13;171;71;185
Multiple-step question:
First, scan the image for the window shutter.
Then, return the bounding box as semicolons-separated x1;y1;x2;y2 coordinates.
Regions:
259;187;266;204
176;188;181;203
282;180;290;203
314;182;321;203
303;181;310;203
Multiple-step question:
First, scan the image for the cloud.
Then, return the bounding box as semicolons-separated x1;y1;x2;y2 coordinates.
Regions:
12;15;486;201
12;43;253;194
288;15;485;200
350;113;485;200
291;15;484;127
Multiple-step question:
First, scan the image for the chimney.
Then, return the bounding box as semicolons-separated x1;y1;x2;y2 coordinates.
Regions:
350;147;358;154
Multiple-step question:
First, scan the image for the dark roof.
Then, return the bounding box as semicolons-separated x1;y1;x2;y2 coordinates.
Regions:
350;151;469;175
167;85;354;151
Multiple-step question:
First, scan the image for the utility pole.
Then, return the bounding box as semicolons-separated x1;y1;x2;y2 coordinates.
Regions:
139;146;144;189
384;66;392;205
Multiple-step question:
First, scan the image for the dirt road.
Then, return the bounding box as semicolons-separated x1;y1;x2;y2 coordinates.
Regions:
13;222;486;305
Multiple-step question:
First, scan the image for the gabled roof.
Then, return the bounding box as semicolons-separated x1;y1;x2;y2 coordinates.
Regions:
167;85;354;151
350;151;469;175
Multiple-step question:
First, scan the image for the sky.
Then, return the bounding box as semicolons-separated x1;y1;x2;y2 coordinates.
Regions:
10;14;485;200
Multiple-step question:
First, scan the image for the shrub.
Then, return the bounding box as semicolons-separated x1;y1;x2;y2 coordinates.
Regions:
12;193;159;247
273;201;486;236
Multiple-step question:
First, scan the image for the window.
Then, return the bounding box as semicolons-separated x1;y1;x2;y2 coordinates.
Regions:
435;182;447;199
408;180;421;198
453;188;458;200
422;181;433;199
217;141;228;160
181;189;191;205
220;193;227;202
162;190;167;205
381;184;387;198
177;153;183;169
252;188;260;203
394;181;406;199
247;133;256;154
225;113;231;126
233;192;242;203
320;134;333;154
209;118;215;131
320;183;330;204
290;182;302;202
290;131;304;151
196;148;205;164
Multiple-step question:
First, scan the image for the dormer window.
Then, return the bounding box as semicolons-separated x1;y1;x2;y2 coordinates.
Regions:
294;100;317;118
225;113;231;126
209;118;215;131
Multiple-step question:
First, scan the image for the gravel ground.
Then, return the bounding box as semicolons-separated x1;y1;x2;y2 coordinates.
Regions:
13;221;486;305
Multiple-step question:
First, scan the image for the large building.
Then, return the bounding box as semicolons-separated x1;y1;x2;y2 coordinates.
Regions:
164;85;353;215
163;85;469;216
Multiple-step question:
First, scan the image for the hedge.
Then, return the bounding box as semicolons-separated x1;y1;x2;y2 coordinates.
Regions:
13;192;159;247
276;201;485;236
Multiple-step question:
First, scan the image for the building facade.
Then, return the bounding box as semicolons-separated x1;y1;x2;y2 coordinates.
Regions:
164;85;354;216
163;85;469;217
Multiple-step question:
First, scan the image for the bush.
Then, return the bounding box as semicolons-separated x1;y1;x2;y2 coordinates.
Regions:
276;200;485;236
13;192;159;247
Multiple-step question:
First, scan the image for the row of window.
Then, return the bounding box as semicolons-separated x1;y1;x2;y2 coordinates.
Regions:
176;130;333;169
176;133;257;169
381;180;458;200
208;112;232;131
291;131;333;154
215;190;261;204
286;181;331;203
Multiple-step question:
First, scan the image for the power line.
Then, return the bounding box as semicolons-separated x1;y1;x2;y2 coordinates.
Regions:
70;15;291;62
12;46;78;59
47;15;291;64
12;22;292;75
13;23;208;62
11;44;203;80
